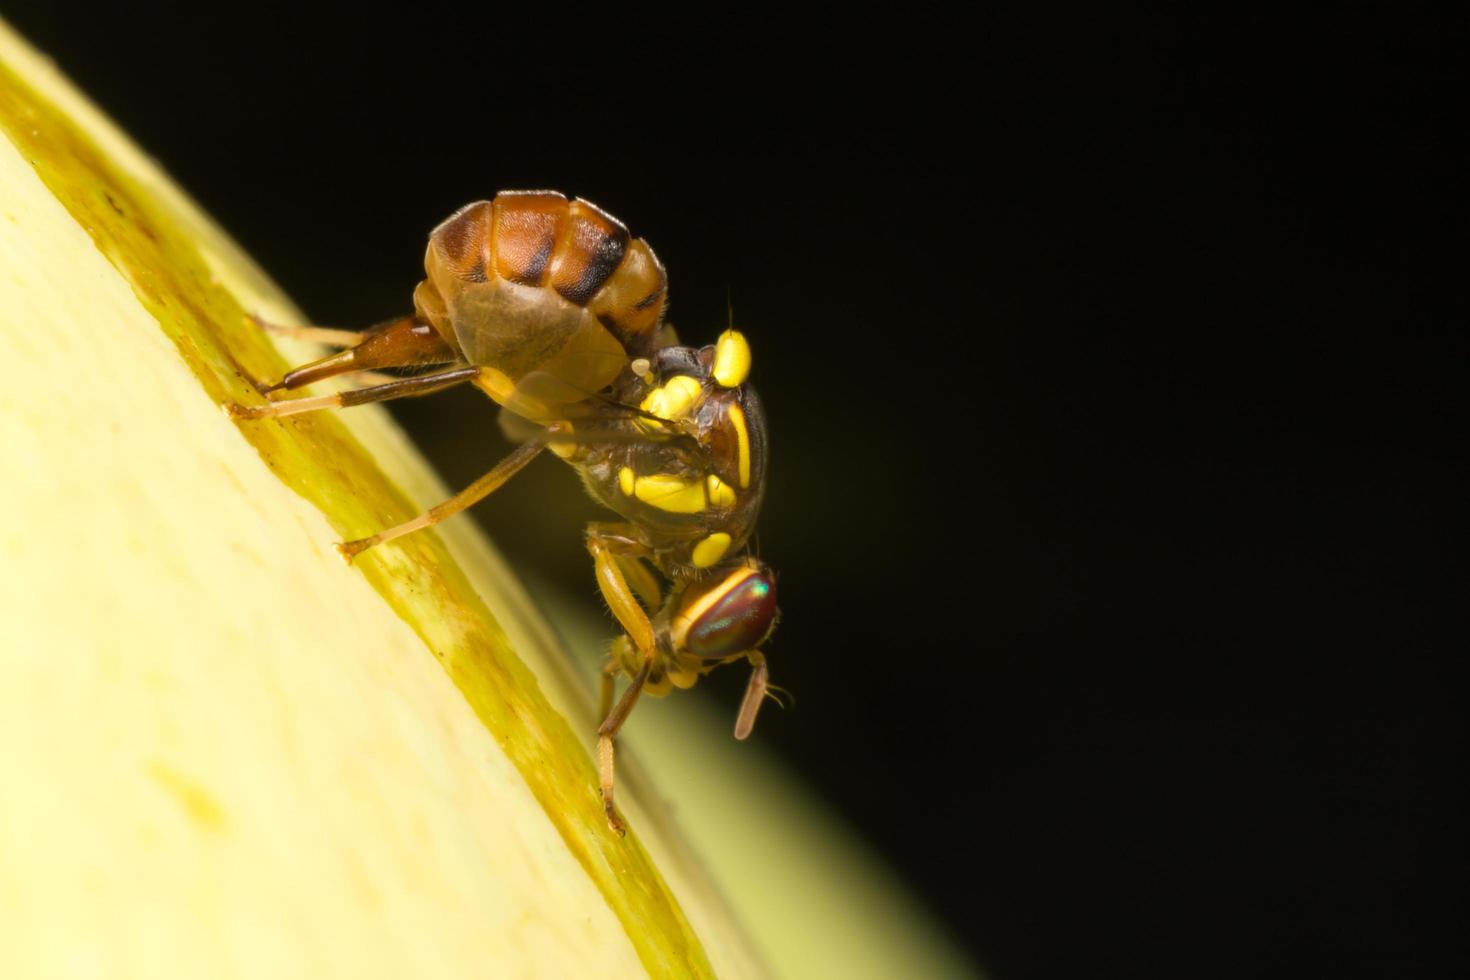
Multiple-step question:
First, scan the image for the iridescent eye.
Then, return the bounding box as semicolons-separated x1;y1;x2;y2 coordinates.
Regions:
674;562;778;659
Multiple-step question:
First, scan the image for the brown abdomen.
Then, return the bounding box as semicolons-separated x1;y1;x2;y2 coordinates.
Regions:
416;191;668;352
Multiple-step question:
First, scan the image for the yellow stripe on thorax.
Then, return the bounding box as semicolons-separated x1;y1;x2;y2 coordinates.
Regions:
619;471;736;514
638;375;702;429
727;403;751;488
691;532;732;568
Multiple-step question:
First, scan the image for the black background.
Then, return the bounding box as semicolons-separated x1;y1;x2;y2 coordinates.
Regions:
7;4;1462;977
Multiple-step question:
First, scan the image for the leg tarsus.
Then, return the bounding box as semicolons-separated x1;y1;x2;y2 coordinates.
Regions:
597;657;653;835
598;734;625;835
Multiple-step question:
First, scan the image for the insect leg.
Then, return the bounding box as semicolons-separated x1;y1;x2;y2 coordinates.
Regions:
226;366;480;420
336;438;547;561
733;651;769;740
587;526;661;834
341;371;409;389
264;315;460;393
614;554;664;612
587;527;658;656
598;659;621;723
247;313;366;348
596;657;652;837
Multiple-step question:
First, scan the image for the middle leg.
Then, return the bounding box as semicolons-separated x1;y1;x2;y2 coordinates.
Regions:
336;437;548;561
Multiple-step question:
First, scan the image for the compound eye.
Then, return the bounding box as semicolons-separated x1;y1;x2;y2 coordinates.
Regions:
673;562;778;659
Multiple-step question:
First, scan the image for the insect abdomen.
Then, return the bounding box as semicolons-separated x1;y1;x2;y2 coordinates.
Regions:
417;191;668;351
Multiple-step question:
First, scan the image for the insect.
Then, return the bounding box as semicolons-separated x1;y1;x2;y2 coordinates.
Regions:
228;190;779;833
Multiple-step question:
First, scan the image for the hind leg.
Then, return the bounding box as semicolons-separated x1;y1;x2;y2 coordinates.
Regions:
247;313;366;349
227;366;481;420
256;314;461;392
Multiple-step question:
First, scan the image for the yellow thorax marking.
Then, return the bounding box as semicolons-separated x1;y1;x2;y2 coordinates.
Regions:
691;532;733;568
629;472;737;514
639;374;703;429
705;475;736;508
713;329;751;388
727;402;751;488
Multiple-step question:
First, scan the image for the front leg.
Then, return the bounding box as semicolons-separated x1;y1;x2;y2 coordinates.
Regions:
586;524;657;655
586;524;659;834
